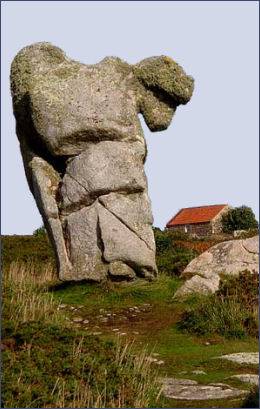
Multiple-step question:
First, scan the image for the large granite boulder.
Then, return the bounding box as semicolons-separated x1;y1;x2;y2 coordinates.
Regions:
10;42;194;281
174;236;259;297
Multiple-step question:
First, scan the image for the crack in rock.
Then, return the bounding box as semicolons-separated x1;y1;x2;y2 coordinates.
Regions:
98;198;154;251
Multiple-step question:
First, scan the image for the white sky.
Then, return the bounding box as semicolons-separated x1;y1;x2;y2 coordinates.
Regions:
1;1;259;234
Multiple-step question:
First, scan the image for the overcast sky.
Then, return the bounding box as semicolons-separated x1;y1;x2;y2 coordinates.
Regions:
1;1;259;234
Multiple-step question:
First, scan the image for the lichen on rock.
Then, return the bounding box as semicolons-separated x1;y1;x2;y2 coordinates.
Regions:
10;42;194;282
175;236;259;297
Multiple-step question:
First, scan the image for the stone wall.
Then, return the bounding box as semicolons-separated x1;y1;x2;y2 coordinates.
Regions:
211;206;231;234
169;222;212;237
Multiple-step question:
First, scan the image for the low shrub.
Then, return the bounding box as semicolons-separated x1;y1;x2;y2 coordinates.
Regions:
33;225;47;237
178;272;259;339
153;228;198;276
173;239;217;254
218;271;259;311
156;248;197;276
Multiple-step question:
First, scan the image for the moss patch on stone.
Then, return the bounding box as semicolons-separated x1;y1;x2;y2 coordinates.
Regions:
134;56;194;104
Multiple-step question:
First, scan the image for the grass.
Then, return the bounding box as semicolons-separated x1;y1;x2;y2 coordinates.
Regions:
2;235;55;269
47;268;258;408
2;262;161;408
3;261;60;332
178;272;259;339
145;325;258;378
2;234;259;408
50;273;181;311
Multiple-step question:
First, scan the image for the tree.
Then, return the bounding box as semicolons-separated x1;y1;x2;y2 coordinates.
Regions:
221;206;258;233
33;225;46;237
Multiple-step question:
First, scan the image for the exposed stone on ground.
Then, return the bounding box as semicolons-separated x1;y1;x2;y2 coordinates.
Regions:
229;374;259;386
58;304;67;309
65;302;153;333
217;352;259;365
192;370;207;375
72;317;83;323
11;42;193;282
146;357;159;363
174;274;220;298
174;236;259;297
160;378;247;400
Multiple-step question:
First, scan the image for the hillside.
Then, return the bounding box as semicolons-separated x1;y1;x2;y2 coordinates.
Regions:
1;232;259;408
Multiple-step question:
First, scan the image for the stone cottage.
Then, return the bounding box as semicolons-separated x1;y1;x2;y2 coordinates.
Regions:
166;204;230;237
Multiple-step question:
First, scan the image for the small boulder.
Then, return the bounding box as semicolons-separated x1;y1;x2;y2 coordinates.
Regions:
217;352;259;365
229;374;259;386
159;378;246;400
174;274;220;298
174;236;258;297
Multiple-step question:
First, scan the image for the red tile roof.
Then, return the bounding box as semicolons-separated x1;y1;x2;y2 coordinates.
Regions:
166;204;228;227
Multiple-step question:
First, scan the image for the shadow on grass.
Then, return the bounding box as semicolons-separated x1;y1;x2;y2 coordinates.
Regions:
241;386;259;408
48;280;100;292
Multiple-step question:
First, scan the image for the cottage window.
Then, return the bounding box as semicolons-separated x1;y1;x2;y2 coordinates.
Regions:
184;226;188;233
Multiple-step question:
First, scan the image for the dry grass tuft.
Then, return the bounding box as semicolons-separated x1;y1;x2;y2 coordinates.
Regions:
3;261;63;331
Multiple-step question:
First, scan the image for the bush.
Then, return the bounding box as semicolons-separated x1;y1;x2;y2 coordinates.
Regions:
156;248;197;276
218;271;259;311
221;206;258;233
178;272;259;339
33;225;46;237
153;227;173;253
153;228;198;276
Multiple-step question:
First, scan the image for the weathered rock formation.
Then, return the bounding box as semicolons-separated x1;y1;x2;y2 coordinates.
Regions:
174;236;259;297
10;42;194;281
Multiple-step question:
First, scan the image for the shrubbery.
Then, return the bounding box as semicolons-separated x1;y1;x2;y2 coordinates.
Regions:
221;206;258;233
33;225;46;237
153;228;198;276
178;271;259;339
